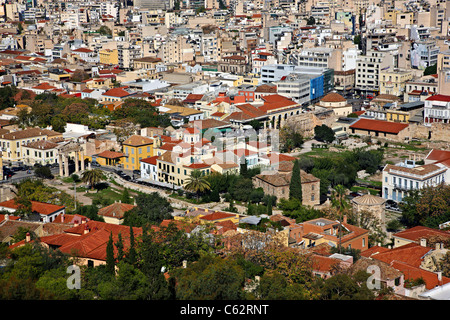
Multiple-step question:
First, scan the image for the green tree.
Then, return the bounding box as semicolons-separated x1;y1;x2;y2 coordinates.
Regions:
289;159;302;202
314;124;335;143
174;254;246;300
137;226;171;300
318;273;375;300
257;271;310;300
115;232;125;263
239;156;248;178
98;25;112;36
424;63;437;76
121;188;133;204
184;169;211;201
126;225;137;265
106;232;115;275
34;166;54;179
123;192;173;227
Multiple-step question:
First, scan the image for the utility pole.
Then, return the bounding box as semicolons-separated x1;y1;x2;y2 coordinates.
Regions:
74;182;77;210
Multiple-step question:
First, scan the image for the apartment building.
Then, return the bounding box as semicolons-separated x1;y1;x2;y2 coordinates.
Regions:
355;50;396;96
423;94;450;126
99;49;119;65
0;128;62;164
379;68;413;97
382;160;447;202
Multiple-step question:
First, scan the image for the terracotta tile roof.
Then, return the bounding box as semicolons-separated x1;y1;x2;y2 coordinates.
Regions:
72;48;93;53
123;135;153;146
391;260;450;290
96;150;126;159
425;149;450;162
384;163;445;177
349;118;408;134
320;92;346;103
0;220;42;242
425;94;450;102
259;94;299;112
393;226;450;243
184;162;211;169
140;155;158;165
0;213;20;223
23;139;59;150
98;202;136;219
0;199;65;216
32;82;57;90
311;254;341;273
102;87;133;98
200;211;236;221
370;242;431;268
0;128;60;140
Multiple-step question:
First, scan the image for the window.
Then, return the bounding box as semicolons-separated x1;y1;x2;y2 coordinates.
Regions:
139;148;142;154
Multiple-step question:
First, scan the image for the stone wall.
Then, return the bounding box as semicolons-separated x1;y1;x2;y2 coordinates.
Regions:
409;122;450;142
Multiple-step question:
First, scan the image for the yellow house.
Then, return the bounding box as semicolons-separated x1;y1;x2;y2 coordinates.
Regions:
385;110;410;123
380;69;413;97
93;150;126;167
0;128;62;164
122;135;154;171
99;49;119;65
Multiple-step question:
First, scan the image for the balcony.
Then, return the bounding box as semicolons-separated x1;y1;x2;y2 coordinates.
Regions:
393;183;413;191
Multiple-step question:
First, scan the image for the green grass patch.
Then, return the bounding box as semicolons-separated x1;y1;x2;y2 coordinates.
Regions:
351;186;380;196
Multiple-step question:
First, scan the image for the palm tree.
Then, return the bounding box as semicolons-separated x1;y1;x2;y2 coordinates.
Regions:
81;169;104;190
331;184;349;254
184;169;211;202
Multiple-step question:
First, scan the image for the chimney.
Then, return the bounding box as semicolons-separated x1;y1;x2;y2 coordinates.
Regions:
81;218;86;224
343;215;347;224
84;224;90;234
61;213;64;223
420;238;427;247
437;271;443;285
26;232;30;243
4;214;8;221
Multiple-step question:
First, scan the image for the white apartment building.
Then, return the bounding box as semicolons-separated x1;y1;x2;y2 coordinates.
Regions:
382;160;447;202
423;94;450;126
274;73;311;105
355;49;395;95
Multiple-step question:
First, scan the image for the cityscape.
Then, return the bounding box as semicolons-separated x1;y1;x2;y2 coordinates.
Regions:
1;0;450;306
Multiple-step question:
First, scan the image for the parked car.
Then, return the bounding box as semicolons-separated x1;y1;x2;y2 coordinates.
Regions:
133;170;141;175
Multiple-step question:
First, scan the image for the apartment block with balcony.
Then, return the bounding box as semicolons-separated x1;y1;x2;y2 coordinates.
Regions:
382;160;447;202
423;94;450;126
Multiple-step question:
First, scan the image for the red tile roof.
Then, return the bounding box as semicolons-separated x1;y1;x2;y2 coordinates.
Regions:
96;150;126;159
200;212;236;221
391;260;450;290
103;87;132;98
140;155;159;165
349;118;408;134
393;226;450;243
0;199;65;216
425;94;450;102
98;202;136;218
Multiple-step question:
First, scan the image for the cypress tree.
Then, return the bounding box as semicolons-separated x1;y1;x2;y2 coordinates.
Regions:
267;196;273;215
289;159;302;202
115;232;124;262
240;156;248;178
106;232;115;275
127;225;137;265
